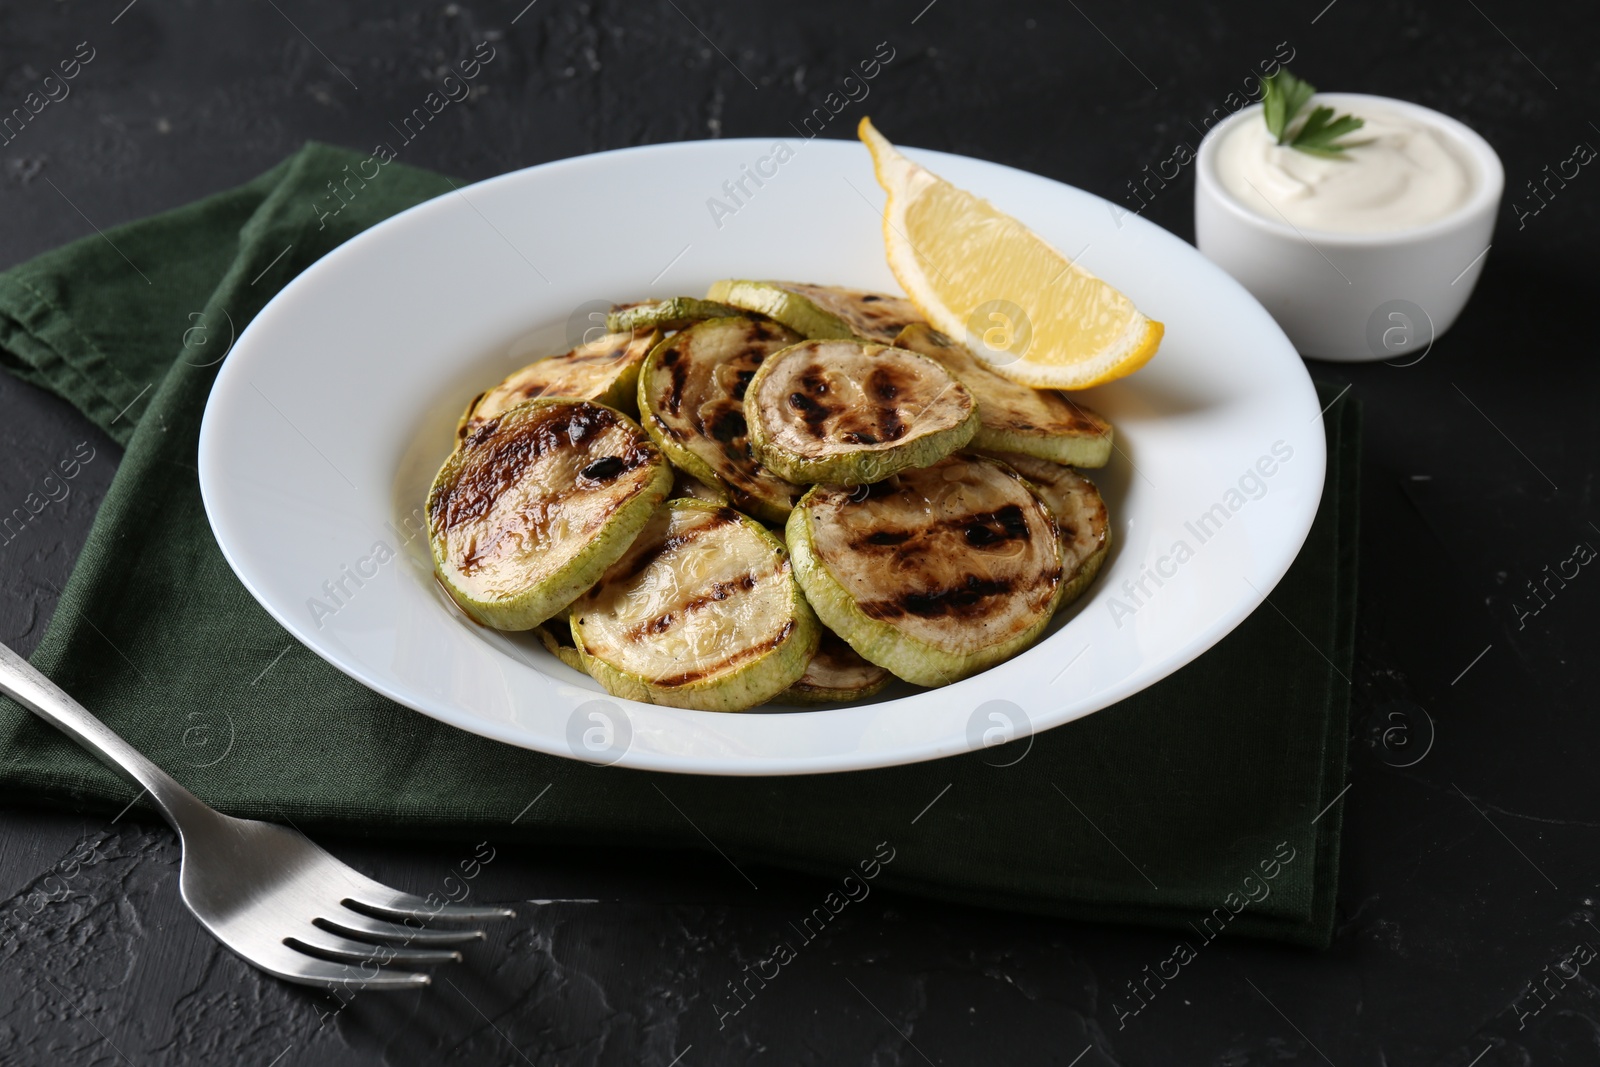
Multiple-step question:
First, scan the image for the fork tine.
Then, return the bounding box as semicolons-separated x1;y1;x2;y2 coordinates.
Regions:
341;886;516;923
285;933;463;966
316;911;486;946
273;955;432;991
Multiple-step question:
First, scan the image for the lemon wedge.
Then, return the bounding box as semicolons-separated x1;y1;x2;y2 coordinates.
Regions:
859;117;1163;390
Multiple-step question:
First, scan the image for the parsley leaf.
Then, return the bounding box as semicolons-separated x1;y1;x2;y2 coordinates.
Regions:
1292;106;1367;157
1261;69;1365;157
1262;69;1316;144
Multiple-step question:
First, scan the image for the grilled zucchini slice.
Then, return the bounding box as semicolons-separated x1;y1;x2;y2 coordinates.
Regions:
571;499;820;711
893;323;1113;467
787;455;1064;686
534;616;585;671
428;398;672;630
986;453;1110;608
778;630;892;705
606;297;743;333
637;316;805;524
707;280;924;344
458;329;659;440
746;339;978;485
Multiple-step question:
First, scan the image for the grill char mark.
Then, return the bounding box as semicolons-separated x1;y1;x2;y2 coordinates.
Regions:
706;407;747;444
846;504;1034;553
962;504;1030;547
617;507;738;581
780;356;934;449
860;575;1020;621
661;345;689;417
579;455;626;482
787;386;834;434
587;501;797;685
432;403;645;534
651;619;797;688
648;319;802;514
816;459;1063;633
626;571;765;642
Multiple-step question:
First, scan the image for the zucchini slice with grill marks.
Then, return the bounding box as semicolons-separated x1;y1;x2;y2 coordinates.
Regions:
986;452;1110;608
787;454;1064;686
571;499;820;712
458;329;659;440
747;339;978;485
637;316;805;524
707;280;924;343
893;323;1114;467
428;398;672;630
777;630;892;705
606;297;744;334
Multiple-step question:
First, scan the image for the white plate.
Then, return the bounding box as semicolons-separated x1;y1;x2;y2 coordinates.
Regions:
198;137;1325;776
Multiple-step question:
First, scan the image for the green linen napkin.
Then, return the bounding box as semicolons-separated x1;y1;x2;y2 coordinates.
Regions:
0;144;1357;948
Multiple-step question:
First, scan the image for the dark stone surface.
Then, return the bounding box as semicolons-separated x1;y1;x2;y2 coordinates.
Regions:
2;0;1597;1063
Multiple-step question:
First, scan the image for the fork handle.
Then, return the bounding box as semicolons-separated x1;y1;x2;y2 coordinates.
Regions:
0;641;211;829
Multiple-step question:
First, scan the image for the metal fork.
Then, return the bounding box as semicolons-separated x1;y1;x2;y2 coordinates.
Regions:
0;641;513;990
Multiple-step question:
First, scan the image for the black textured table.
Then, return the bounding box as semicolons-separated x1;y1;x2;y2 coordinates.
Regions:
2;2;1595;1064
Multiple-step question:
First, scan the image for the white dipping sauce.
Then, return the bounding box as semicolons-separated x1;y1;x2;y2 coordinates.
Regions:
1214;99;1475;233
